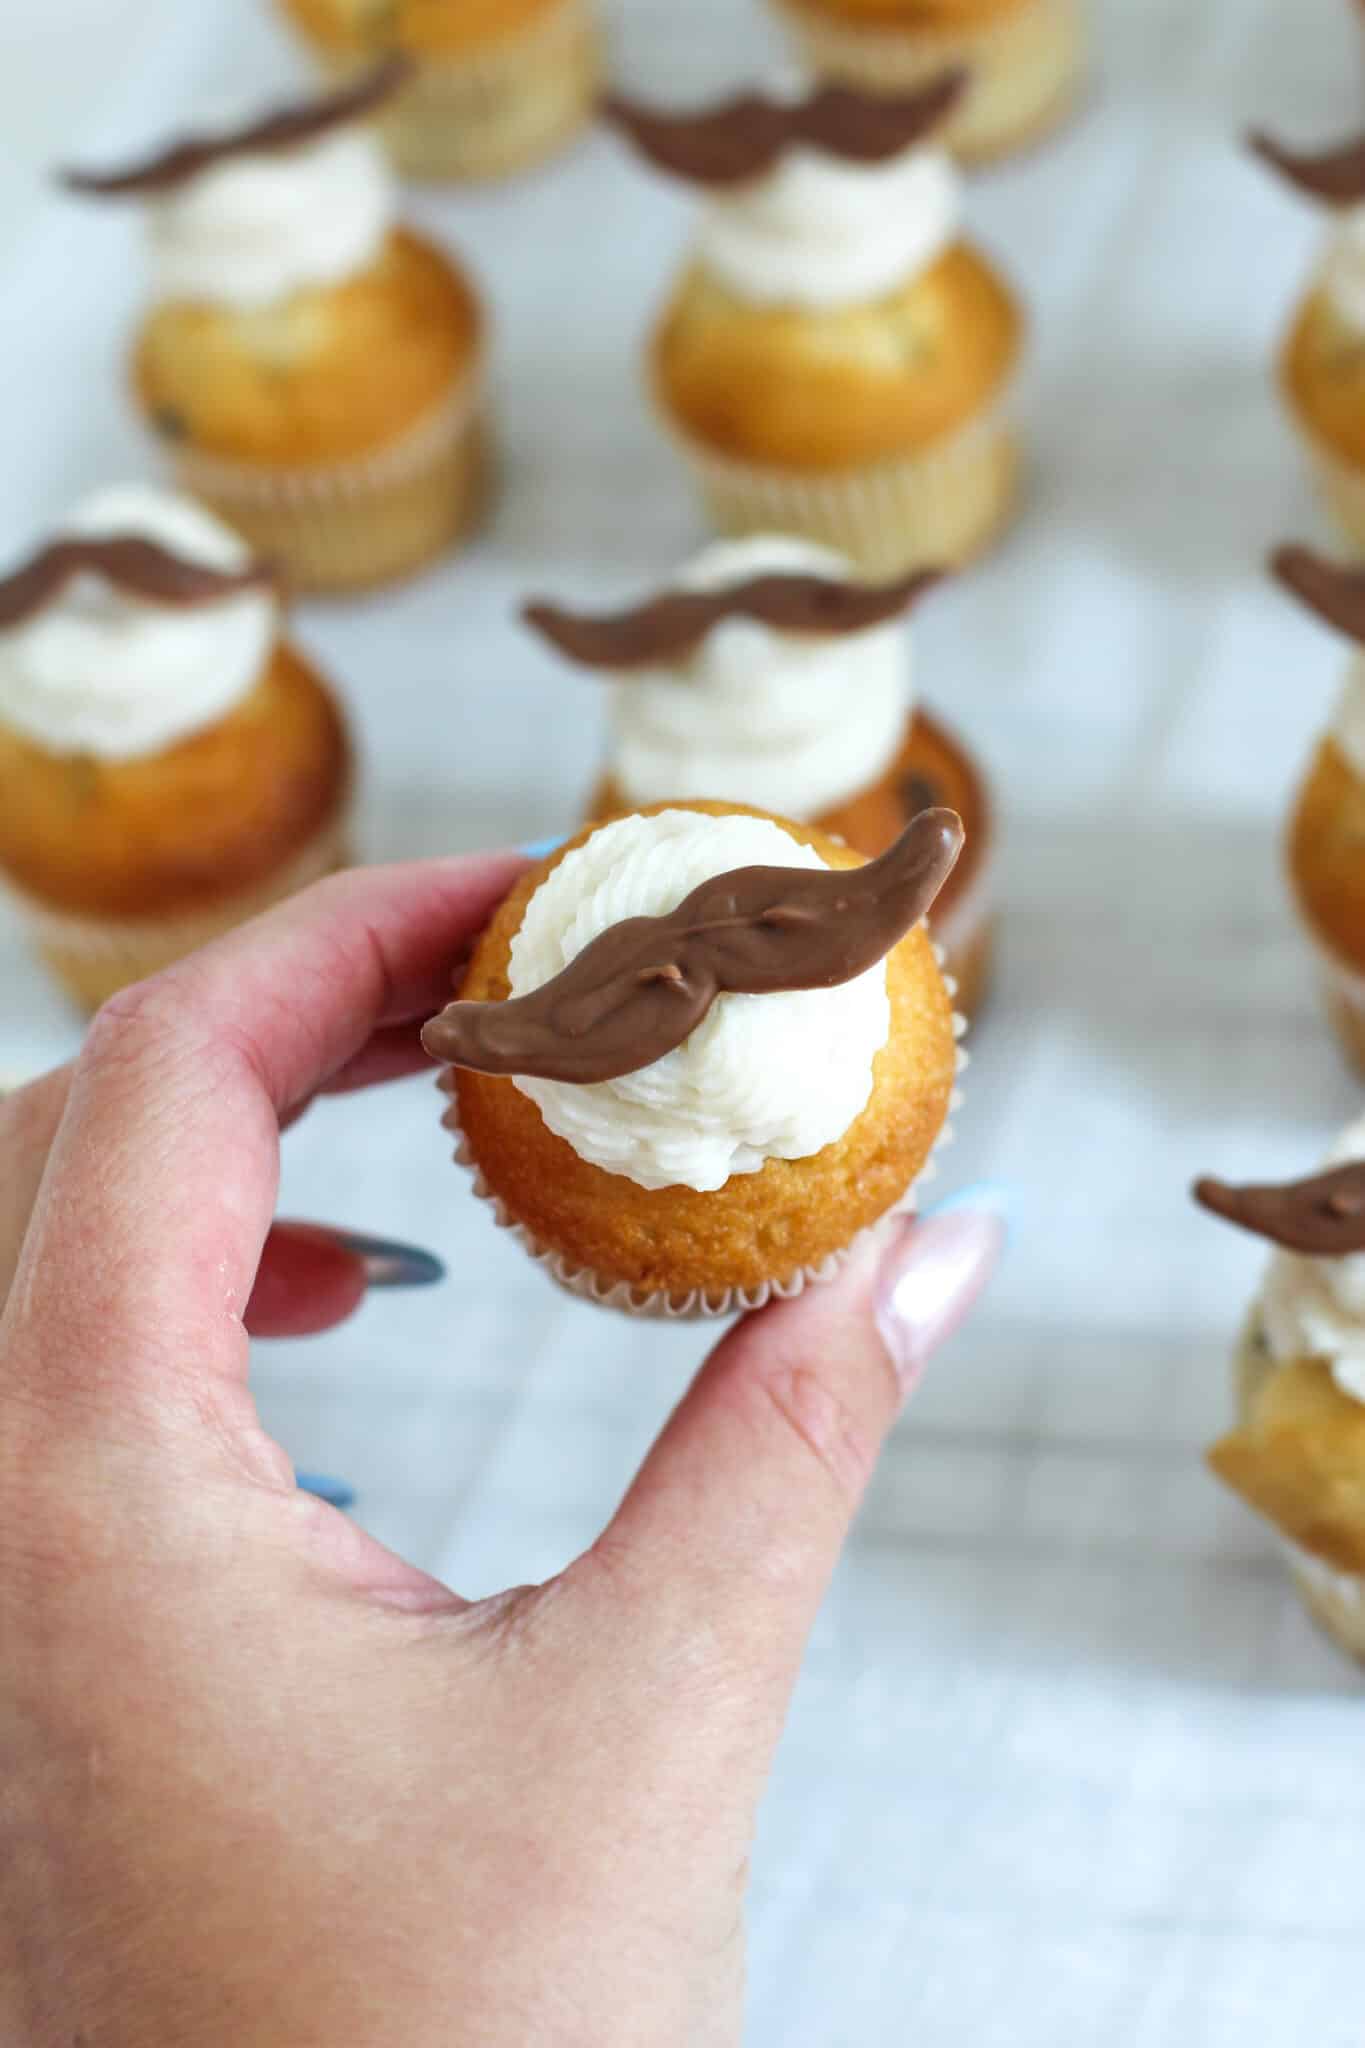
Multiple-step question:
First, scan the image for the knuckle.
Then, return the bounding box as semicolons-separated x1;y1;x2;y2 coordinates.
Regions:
752;1357;885;1509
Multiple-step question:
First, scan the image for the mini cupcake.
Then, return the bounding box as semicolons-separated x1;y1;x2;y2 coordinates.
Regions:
604;77;1024;577
1250;125;1365;552
525;534;996;1015
0;484;353;1011
422;800;965;1316
277;0;601;182
1273;545;1365;1072
63;65;489;593
1194;1129;1365;1664
767;0;1086;164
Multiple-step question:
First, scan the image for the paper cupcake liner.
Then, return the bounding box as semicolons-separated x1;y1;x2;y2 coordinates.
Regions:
659;395;1020;581
1231;1315;1365;1663
438;951;968;1321
315;0;600;182
5;806;352;1014
163;371;491;595
1300;922;1365;1078
770;0;1085;162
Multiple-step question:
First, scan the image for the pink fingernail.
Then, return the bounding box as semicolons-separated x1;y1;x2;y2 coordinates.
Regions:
874;1203;1005;1398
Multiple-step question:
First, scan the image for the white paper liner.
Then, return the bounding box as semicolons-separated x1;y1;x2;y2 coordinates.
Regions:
4;802;352;1010
769;0;1085;162
162;364;489;593
438;941;968;1321
657;389;1020;580
312;0;599;181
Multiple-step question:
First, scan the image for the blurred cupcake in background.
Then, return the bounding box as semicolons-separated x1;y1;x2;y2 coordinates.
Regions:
1195;1129;1365;1664
0;485;352;1012
525;534;996;1014
1274;544;1365;1074
276;0;601;182
767;0;1087;163
1252;124;1365;552
63;64;489;593
423;800;966;1316
604;76;1025;577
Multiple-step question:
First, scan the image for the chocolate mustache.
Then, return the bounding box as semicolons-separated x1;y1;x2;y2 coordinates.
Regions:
601;72;968;187
1271;544;1365;646
523;568;944;670
0;537;275;629
422;808;962;1086
61;57;411;197
1248;127;1365;206
1194;1164;1365;1256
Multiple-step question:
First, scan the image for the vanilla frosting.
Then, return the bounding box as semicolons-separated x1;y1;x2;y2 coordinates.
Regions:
148;125;394;310
1324;213;1365;332
1261;1116;1365;1402
608;536;912;821
1331;653;1365;780
507;809;891;1192
694;141;960;310
0;485;277;760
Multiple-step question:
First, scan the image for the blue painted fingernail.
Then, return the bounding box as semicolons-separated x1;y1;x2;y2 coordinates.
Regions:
296;1470;356;1509
517;835;565;860
921;1180;1013;1241
326;1229;446;1288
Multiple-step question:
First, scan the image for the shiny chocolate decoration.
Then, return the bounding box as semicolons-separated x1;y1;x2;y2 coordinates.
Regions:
523;568;944;670
422;807;963;1085
61;58;411;197
1248;127;1365;206
1194;1164;1365;1255
0;537;275;628
1271;544;1365;646
601;72;969;188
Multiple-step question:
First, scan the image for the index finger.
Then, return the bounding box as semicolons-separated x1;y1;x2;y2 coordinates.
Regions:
1;852;523;1420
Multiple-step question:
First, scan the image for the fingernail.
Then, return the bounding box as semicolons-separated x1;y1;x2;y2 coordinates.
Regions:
921;1179;1013;1241
517;835;565;860
325;1229;445;1289
295;1470;357;1510
875;1203;1005;1398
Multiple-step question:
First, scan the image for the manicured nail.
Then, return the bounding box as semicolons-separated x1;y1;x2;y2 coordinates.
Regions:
296;1470;356;1510
325;1229;445;1289
920;1179;1013;1241
875;1203;1005;1398
517;835;565;860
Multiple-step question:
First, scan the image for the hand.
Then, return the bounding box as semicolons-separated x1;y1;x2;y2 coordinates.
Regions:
0;856;1000;2048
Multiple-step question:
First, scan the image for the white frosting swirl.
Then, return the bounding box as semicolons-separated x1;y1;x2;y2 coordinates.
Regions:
149;127;394;310
1324;212;1365;332
1331;652;1365;781
0;484;277;760
610;536;912;820
1260;1116;1365;1403
508;809;891;1192
694;142;960;310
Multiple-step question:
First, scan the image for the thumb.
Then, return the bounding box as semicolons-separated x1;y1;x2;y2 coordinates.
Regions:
590;1196;1004;1723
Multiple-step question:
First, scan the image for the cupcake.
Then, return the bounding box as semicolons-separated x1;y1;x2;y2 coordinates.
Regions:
767;0;1086;164
1251;125;1365;552
62;64;489;594
277;0;601;182
1274;544;1365;1073
0;484;353;1012
1194;1129;1365;1664
422;800;965;1316
604;76;1025;577
525;534;996;1015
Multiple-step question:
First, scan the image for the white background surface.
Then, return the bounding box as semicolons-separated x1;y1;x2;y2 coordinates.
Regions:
4;1;1365;2040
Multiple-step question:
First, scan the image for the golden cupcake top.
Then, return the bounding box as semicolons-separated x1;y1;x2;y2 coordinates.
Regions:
280;0;570;59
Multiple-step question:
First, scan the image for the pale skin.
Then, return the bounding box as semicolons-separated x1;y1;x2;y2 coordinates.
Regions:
0;854;999;2046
